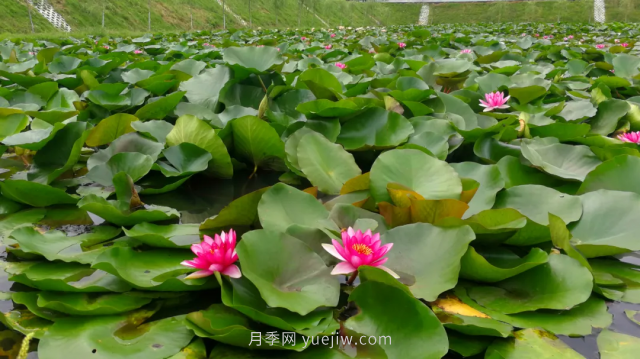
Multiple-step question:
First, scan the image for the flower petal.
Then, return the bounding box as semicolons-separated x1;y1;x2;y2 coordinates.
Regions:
322;243;346;261
331;262;357;275
221;264;242;278
185;270;214;279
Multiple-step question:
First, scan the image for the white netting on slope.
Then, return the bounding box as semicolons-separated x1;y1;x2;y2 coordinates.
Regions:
29;0;72;32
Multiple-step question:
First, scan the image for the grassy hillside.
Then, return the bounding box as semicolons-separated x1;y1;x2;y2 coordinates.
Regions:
2;0;639;36
1;1;57;34
3;0;419;35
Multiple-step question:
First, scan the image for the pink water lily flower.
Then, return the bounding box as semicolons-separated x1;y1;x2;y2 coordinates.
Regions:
618;132;640;144
534;33;540;37
596;44;606;49
568;35;574;39
330;33;336;38
615;39;620;43
181;229;241;279
564;37;568;41
521;33;526;37
460;49;472;54
335;62;347;69
622;43;630;48
325;44;332;50
479;91;510;112
134;49;143;54
543;36;549;40
369;48;376;54
103;45;110;49
322;227;398;281
398;42;406;48
301;36;307;41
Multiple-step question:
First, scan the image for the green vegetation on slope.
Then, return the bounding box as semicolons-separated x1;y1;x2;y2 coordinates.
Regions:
430;0;639;24
1;1;57;33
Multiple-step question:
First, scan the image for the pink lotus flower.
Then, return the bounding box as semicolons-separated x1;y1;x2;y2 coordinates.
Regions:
28;52;35;55
615;39;620;43
535;33;540;37
322;227;397;280
460;49;472;54
330;33;336;38
335;62;346;69
568;35;574;39
618;132;640;144
103;45;110;49
596;44;606;49
134;49;143;54
203;43;210;46
181;229;241;279
277;48;280;52
398;42;406;48
521;33;526;37
549;35;554;39
543;36;549;40
369;48;376;54
564;37;568;41
325;44;332;50
479;91;510;112
301;36;307;41
622;43;630;48
611;69;615;73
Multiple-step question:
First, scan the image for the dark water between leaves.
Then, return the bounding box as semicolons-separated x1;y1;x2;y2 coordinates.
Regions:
1;171;640;358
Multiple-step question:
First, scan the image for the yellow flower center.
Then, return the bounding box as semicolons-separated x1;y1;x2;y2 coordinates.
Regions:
352;243;373;255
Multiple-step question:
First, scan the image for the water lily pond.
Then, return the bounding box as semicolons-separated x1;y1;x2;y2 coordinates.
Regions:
3;22;640;358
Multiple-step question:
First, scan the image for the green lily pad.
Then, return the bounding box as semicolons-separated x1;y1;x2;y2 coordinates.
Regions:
166;115;233;178
258;183;329;233
92;247;217;291
85;113;138;147
451;162;505;217
236;229;340;316
77;194;179;227
467;254;593;314
38;313;193;359
369;149;462;203
123;223;201;248
381;223;475;301
460;246;549;283
336;107;414;150
154;143;212;177
86;152;154;186
486;328;584;359
0;180;78;207
493;185;582;226
344;279;448;359
231;116;286;172
520;138;601;181
296;132;361;195
37;291;153;316
598;329;640;359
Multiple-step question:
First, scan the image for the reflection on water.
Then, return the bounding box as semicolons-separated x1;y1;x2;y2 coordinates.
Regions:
141;171;283;224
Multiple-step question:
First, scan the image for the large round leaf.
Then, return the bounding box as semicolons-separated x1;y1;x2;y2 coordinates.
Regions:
578;155;640;195
467;254;593;314
344;280;448;359
77;195;179;227
92;247;216;291
297;132;361;195
257;183;330;233
223;46;283;72
598;329;640;359
86;152;154;186
451;162;505;218
381;222;475;301
155;143;212;177
37;292;153;316
460;246;549;283
123;223;201;248
179;66;231;110
370;149;462;203
231;116;286;172
38;314;193;359
0;180;78;207
236;229;340;316
87;132;163;170
520;138;601;181
493;185;582;226
166;115;233;178
570;190;640;258
486;328;584;359
85;114;138;147
337;107;413;150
